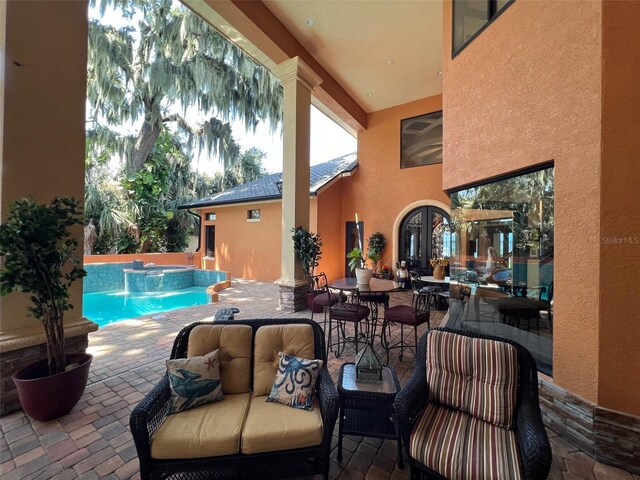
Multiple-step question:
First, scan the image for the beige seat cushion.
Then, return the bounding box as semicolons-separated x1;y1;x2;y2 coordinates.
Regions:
253;324;315;396
241;395;323;454
151;393;251;459
187;324;252;394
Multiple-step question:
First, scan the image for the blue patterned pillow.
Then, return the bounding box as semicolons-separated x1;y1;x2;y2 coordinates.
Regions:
267;352;323;411
166;349;223;414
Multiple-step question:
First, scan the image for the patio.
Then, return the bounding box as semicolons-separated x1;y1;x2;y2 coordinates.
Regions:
0;280;636;480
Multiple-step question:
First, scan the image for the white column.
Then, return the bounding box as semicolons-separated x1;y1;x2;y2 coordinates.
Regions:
273;57;322;311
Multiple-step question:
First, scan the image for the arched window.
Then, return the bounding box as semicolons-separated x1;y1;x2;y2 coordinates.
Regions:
399;206;451;274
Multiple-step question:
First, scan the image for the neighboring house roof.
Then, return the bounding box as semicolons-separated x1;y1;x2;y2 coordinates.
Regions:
180;153;357;209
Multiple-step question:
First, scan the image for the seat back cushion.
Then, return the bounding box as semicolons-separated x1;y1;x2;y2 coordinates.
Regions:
426;330;518;428
187;324;252;394
253;324;315;397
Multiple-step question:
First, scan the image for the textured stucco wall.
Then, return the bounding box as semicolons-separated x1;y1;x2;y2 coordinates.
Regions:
1;1;89;334
598;0;640;416
443;0;603;403
317;180;345;281
200;202;283;282
342;96;449;270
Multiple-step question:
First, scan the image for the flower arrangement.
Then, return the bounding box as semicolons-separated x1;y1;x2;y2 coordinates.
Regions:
429;257;449;268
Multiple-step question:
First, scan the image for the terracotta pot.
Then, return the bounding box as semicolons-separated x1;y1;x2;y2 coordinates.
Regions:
13;353;92;422
433;265;446;280
355;268;372;284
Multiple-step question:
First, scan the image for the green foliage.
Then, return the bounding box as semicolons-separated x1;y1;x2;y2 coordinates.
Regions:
0;197;86;375
87;0;282;174
292;227;323;281
367;232;387;257
346;247;366;272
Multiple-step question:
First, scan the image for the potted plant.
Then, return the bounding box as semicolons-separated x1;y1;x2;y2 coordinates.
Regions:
430;256;450;280
0;197;91;421
366;231;387;274
291;226;323;311
347;247;372;284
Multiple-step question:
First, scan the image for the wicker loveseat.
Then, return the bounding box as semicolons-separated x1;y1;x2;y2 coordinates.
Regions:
394;328;551;480
130;318;339;480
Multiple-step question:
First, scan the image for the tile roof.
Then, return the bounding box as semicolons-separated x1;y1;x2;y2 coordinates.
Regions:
180;152;357;209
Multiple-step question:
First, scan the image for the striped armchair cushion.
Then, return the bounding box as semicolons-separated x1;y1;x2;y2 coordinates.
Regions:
410;403;523;480
426;330;518;428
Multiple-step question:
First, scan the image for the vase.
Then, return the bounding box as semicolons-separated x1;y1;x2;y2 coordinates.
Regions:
433;265;445;280
355;268;372;285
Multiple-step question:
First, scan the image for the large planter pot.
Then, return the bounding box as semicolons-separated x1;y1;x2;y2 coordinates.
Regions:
355;268;373;285
13;353;92;422
433;265;446;280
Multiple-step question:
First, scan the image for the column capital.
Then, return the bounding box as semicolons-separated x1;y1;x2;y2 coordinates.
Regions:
273;56;323;91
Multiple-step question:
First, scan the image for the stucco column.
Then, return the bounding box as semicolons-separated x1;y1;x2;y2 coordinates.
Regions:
0;0;98;415
273;57;322;311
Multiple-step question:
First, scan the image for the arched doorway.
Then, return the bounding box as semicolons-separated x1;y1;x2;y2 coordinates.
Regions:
398;206;451;274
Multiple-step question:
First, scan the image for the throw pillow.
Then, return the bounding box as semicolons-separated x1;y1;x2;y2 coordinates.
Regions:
267;352;323;410
166;349;223;414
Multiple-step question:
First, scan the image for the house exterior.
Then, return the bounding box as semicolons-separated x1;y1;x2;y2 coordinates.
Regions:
1;0;639;474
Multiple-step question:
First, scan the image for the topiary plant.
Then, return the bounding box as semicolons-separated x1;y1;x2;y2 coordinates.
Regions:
0;197;87;376
366;231;387;273
291;226;323;284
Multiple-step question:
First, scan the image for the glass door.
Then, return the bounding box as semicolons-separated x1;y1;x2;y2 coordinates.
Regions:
399;206;450;274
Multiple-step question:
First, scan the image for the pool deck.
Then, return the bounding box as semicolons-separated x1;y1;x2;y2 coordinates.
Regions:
0;279;637;480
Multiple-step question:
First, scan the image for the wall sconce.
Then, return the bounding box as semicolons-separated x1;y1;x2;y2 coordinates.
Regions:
275;180;283;193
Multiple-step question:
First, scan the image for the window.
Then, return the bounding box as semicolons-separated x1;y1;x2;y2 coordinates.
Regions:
205;225;215;258
247;209;261;221
400;111;443;168
205;212;216;221
453;0;514;55
449;165;554;375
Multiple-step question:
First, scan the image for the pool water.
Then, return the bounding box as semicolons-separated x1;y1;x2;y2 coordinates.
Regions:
83;287;209;327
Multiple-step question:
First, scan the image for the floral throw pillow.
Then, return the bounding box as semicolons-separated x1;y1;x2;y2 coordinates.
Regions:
267;352;323;411
166;349;223;414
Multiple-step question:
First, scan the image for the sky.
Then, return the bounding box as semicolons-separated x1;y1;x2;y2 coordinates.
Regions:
90;3;357;175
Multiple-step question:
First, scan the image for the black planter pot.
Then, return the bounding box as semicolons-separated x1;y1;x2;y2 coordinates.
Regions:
12;353;92;421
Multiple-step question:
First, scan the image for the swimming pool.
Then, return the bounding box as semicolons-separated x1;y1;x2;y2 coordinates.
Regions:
83;286;209;327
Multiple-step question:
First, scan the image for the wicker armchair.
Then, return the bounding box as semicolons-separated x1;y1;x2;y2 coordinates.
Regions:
130;318;339;480
394;328;551;480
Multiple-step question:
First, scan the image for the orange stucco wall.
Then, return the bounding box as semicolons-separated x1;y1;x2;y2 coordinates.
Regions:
597;1;640;415
201;201;283;282
317;181;344;282
84;252;202;267
443;1;604;406
341;96;449;270
1;0;89;334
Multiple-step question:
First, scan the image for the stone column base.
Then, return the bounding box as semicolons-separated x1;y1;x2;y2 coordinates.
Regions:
278;284;308;312
0;334;90;416
539;377;640;474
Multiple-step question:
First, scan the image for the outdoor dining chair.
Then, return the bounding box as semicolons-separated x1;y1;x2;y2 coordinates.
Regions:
381;281;431;363
309;272;340;333
327;289;370;358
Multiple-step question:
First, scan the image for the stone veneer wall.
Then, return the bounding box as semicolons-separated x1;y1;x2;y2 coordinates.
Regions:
540;378;640;474
0;334;89;415
278;285;307;312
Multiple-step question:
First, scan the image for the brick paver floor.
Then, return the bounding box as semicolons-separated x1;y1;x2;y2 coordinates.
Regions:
0;279;637;479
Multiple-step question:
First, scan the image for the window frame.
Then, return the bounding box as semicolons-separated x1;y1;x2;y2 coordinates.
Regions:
246;209;261;222
452;0;516;58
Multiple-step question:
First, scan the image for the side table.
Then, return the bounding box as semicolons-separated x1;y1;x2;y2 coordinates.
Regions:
337;363;403;468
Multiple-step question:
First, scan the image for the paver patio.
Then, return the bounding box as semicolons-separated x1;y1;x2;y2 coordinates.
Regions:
0;279;636;480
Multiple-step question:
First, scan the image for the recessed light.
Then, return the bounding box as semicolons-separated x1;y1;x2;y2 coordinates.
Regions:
366;93;373;98
305;18;314;27
436;70;443;76
386;59;394;65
